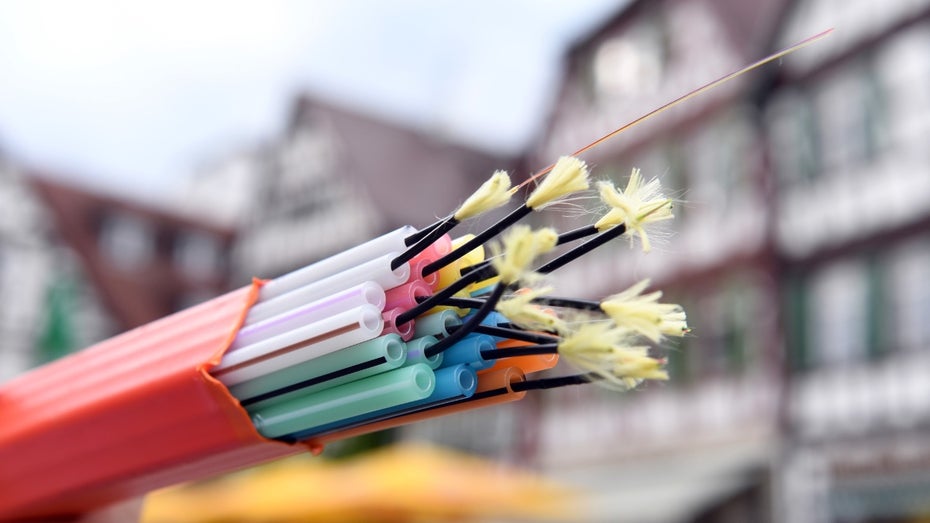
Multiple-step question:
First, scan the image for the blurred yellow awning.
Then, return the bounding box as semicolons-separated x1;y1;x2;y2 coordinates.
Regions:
142;442;581;523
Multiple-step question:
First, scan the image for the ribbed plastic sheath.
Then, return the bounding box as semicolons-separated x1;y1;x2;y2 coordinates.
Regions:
0;281;303;520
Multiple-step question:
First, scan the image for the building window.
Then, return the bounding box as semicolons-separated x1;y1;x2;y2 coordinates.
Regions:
784;273;811;372
667;336;692;385
864;254;889;359
722;285;752;374
817;61;889;171
98;213;154;270
174;232;223;280
766;91;822;187
591;15;668;101
808;260;869;366
887;239;930;352
796;94;823;182
689;279;758;378
859;60;889;162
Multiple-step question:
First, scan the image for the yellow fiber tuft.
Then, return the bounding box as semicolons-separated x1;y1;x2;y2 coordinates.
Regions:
557;323;668;391
454;170;514;221
490;226;558;285
594;169;673;252
495;287;568;334
600;279;689;343
526;156;590;210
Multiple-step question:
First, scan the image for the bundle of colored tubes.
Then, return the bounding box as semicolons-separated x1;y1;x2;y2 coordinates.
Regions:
214;157;690;445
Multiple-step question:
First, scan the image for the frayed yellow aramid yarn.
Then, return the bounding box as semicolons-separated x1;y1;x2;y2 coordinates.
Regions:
490;226;558;285
557;322;668;391
600;279;689;343
495;287;567;334
526;156;590;210
454;170;515;221
594;169;673;252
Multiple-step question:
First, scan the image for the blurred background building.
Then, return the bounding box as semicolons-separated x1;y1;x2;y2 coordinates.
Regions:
3;0;930;521
183;95;512;285
515;0;930;521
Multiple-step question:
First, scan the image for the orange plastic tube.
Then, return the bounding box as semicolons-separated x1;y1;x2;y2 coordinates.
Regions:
0;280;307;521
311;366;527;445
483;339;559;376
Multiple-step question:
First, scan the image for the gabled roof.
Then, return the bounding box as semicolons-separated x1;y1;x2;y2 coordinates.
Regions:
29;174;235;330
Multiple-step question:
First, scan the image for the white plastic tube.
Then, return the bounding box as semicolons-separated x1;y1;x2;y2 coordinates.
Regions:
214;304;384;386
246;252;410;324
234;282;385;349
258;226;416;302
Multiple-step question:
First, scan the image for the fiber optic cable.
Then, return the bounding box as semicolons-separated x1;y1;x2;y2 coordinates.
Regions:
0;32;832;519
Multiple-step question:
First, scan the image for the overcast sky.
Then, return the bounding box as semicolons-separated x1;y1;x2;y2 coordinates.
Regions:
0;0;622;200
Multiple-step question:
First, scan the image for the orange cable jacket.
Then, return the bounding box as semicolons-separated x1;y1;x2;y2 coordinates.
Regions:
0;280;307;521
484;339;559;375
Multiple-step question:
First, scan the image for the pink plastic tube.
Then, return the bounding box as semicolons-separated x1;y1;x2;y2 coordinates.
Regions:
384;279;432;313
381;308;415;341
408;234;452;290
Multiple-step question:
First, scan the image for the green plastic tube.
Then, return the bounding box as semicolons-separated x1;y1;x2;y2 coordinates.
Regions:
404;335;443;369
228;334;407;405
412;310;461;339
252;363;436;439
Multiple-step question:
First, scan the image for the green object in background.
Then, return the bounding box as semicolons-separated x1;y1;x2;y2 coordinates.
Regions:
37;276;76;363
251;363;436;439
784;274;810;371
865;254;888;360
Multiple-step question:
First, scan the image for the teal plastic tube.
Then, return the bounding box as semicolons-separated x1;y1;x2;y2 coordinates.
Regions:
412;310;461;339
228;334;407;405
404;336;443;369
288;363;478;440
251;363;436;439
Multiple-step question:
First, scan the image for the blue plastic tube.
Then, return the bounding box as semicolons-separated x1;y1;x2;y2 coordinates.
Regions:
438;333;497;370
463;311;510;342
